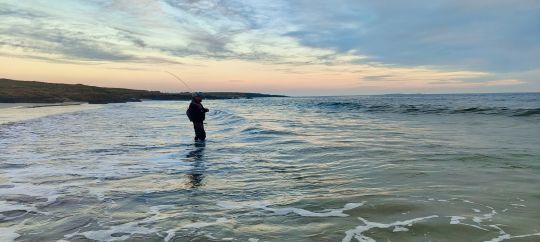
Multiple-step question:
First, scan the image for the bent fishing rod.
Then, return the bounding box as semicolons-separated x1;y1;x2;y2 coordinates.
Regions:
164;71;193;93
164;71;209;124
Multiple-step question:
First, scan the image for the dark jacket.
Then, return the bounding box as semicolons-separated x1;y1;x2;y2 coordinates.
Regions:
187;101;207;122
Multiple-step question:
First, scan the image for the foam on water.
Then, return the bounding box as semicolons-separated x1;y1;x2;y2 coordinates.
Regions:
342;215;439;242
446;215;489;231
66;203;231;241
472;207;496;223
218;201;364;217
485;225;540;242
449;216;465;224
66;220;158;241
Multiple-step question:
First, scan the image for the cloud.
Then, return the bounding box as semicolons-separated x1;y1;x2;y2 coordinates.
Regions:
0;26;135;61
115;28;147;48
3;1;540;66
482;79;525;86
0;3;185;65
0;2;49;19
0;0;538;93
426;79;525;89
362;75;394;81
284;0;540;72
6;0;536;72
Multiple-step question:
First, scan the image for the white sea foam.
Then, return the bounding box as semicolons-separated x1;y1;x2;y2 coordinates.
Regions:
485;225;540;242
446;215;489;231
65;205;170;241
67;205;229;242
70;221;157;241
217;201;364;217
66;205;178;241
163;218;230;242
473;208;496;223
342;215;439;242
392;226;408;232
449;216;466;224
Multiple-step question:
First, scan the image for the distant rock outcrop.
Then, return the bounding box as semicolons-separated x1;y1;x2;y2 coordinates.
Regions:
0;79;285;104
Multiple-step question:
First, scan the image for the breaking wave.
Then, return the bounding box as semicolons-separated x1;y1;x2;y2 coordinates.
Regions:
317;102;540;117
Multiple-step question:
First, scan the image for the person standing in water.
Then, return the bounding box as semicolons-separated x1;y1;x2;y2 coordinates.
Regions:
187;92;209;142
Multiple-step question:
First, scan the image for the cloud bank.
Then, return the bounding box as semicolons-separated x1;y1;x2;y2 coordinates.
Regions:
0;0;538;94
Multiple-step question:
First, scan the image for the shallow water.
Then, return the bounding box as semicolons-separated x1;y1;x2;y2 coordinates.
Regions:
1;93;539;242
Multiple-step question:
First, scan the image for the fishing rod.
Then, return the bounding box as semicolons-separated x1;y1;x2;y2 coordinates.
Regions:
164;71;193;92
164;71;208;125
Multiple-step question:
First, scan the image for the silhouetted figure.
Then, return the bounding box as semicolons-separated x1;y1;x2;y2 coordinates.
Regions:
186;92;209;142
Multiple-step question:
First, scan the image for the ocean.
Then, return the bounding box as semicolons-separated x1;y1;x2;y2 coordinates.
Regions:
0;93;539;241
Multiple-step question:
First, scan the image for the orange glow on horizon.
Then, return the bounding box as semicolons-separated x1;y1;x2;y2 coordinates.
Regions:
4;55;511;95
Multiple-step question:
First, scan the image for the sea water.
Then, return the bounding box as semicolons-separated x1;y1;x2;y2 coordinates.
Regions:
0;93;539;241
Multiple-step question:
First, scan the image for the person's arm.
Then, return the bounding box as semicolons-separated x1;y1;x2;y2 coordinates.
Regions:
201;104;209;112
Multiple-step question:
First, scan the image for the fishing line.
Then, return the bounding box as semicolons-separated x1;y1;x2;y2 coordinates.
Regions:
164;71;193;92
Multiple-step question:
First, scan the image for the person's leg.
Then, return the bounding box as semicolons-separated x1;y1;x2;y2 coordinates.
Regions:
193;122;201;140
200;123;206;141
193;122;206;141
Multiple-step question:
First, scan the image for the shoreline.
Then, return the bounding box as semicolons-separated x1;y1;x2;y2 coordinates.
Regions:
0;102;84;109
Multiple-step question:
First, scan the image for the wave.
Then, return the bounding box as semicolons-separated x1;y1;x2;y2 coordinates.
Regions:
241;126;295;135
210;109;246;125
317;102;540;117
512;108;540;116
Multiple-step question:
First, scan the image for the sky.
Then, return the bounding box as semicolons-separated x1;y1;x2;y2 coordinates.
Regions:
1;0;539;95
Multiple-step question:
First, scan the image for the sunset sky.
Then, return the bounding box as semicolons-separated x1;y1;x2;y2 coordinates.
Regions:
1;0;539;95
